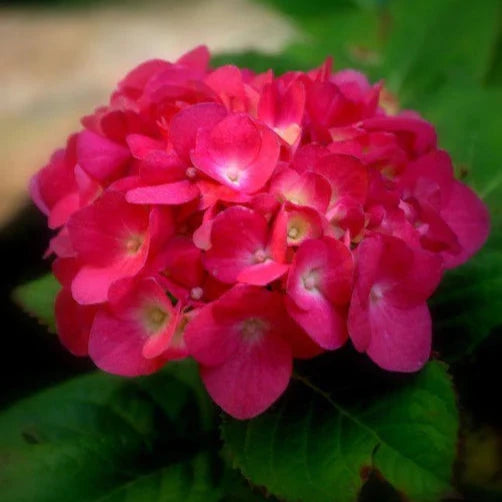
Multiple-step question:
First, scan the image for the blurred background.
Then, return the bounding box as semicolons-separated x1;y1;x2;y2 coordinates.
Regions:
0;0;296;226
0;1;501;500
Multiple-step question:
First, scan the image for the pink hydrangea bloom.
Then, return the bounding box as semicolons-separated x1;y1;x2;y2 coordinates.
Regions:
32;46;490;419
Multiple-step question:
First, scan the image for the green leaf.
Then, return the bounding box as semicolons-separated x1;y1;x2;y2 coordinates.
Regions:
382;0;500;101
94;454;222;502
431;249;502;360
12;274;60;332
254;0;356;19
0;359;223;502
213;3;383;77
222;361;459;502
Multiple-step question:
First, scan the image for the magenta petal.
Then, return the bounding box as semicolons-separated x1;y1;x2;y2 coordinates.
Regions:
89;310;165;376
366;300;432;372
29;172;49;216
191;115;279;193
183;304;241;367
142;310;179;359
126;181;200;205
71;247;148;305
361;116;437;156
77;130;130;181
237;261;289;286
208;114;260;165
441;181;490;268
170;103;227;162
314;154;368;206
286;295;347;350
386;249;443;308
55;289;96;356
176;45;210;73
347;288;371;352
126;134;164;160
67;191;150;266
200;330;292;419
204;206;268;283
287;238;353;309
118;59;170;94
48;192;80;229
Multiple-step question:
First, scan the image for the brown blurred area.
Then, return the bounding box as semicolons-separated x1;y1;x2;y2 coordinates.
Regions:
0;0;295;227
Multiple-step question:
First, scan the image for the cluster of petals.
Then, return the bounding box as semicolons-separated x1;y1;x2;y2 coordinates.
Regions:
32;46;489;419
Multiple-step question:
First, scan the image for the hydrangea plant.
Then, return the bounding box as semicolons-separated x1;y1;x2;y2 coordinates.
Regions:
6;25;499;500
28;46;488;420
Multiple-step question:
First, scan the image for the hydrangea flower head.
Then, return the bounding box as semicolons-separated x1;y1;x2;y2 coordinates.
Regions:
32;46;489;419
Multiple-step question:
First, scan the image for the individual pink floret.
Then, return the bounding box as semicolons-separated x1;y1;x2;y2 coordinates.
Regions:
348;234;442;371
286;237;353;349
184;285;295;419
89;277;179;376
203;205;289;285
67;191;153;304
191;113;280;194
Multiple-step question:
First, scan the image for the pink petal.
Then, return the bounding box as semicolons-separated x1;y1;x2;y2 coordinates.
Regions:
89;310;166;376
361;116;437;157
126;134;165;160
170;103;227;162
208;113;260;165
288;238;353;309
292;143;329;174
270;167;331;213
185;285;293;419
68;191;150;266
77;130;130;181
89;277;177;373
138;150;186;184
55;289;96;356
286;238;353;348
29;172;49;216
200;332;291;419
278;79;306;127
284;205;324;246
347;287;371;352
71;251;148;305
354;235;412;306
75;165;101;207
48;192;80;229
153;236;204;290
183;304;241;367
258;79;305;131
142;306;180;359
204;65;247;110
314;154;368;206
366;299;432;372
126;180;200;205
237;261;289;286
441;181;490;268
191;114;279;193
204;206;269;283
398;150;455;206
286;296;348;350
193;205;217;250
268;205;288;261
48;228;75;258
176;45;210;73
386;248;443;308
118;59;170;95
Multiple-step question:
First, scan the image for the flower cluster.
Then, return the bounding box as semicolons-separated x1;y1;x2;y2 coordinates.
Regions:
32;46;489;419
